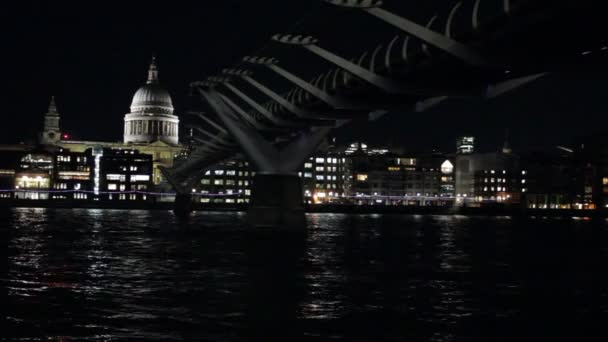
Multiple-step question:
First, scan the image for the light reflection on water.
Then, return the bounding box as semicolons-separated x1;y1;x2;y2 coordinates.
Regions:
1;208;608;341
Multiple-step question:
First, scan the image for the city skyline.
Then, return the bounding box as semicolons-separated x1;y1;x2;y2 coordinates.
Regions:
3;1;607;152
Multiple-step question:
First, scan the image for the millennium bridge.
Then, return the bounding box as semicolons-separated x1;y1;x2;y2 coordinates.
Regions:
162;0;604;226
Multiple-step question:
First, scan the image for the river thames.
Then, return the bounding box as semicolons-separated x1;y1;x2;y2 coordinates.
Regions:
2;208;608;341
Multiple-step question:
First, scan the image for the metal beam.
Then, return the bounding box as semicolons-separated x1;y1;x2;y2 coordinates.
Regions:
221;83;301;127
323;0;487;66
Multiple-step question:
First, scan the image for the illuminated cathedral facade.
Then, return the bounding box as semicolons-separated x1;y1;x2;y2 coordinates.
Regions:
40;57;183;185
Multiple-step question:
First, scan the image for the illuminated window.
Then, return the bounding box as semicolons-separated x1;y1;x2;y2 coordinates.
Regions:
603;177;608;185
316;158;325;163
316;175;325;181
304;163;313;169
201;179;210;185
130;175;150;182
214;170;225;176
316;167;325;172
304;173;313;178
214;180;224;185
107;174;126;182
356;174;368;182
107;184;118;190
120;184;126;191
226;170;236;176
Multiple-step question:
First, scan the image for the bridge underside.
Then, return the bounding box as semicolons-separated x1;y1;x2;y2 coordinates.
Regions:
165;0;606;227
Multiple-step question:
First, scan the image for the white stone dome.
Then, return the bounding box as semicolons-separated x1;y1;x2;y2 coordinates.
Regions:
124;57;180;146
130;83;174;115
130;57;174;115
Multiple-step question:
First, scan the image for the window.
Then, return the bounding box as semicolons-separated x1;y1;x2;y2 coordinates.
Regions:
316;167;325;172
304;173;313;178
226;170;236;176
130;175;150;182
201;179;211;185
356;174;368;182
120;184;126;191
108;184;118;191
107;174;126;182
316;175;325;181
214;180;224;185
304;163;313;169
316;158;325;163
214;170;224;176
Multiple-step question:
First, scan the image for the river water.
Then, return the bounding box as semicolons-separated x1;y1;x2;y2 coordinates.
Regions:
1;208;608;341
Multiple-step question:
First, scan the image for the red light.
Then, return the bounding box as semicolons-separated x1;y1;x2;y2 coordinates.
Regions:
63;134;69;139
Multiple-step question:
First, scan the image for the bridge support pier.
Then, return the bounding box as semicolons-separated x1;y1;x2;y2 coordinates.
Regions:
173;193;193;219
199;89;332;229
248;174;306;228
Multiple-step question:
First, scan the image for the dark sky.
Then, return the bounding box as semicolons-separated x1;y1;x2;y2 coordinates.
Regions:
2;0;606;153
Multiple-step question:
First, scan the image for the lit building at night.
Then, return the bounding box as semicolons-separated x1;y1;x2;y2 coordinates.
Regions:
348;147;455;206
196;160;252;204
454;136;522;206
40;57;183;187
300;153;348;204
91;148;153;202
457;136;475;155
51;149;92;200
14;152;54;200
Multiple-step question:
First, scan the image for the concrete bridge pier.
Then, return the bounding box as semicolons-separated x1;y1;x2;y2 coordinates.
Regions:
199;89;331;228
173;193;193;219
248;173;305;228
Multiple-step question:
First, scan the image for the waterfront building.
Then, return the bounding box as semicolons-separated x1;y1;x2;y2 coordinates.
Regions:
454;137;521;206
51;149;92;200
14;150;54;200
519;150;574;209
0;148;26;199
90;148;153;202
347;144;454;206
300;152;348;204
196;160;252;204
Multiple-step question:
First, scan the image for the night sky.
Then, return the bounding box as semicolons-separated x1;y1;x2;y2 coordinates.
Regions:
2;0;606;153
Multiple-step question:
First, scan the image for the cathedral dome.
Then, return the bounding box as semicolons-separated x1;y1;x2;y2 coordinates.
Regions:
129;57;174;115
124;57;180;146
